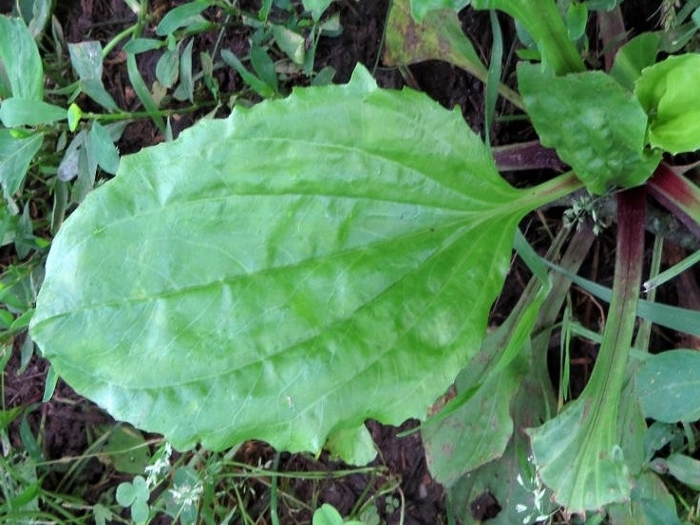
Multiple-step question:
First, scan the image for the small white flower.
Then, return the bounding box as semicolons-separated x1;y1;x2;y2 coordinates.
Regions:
145;442;173;488
170;480;204;507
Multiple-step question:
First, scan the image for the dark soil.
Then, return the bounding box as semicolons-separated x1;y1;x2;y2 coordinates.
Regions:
3;1;699;524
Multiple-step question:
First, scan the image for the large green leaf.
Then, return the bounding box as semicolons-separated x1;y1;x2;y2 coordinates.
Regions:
518;63;661;194
30;66;566;455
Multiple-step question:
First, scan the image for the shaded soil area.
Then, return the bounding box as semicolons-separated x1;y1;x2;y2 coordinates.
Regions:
3;0;699;524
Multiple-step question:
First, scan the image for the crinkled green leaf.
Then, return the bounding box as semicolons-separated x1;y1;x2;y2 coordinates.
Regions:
0;17;43;100
30;66;558;456
0;98;66;127
518;63;661;194
635;53;700;154
637;349;700;423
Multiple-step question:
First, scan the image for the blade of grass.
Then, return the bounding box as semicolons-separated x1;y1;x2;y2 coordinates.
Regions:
643;246;700;292
539;255;700;338
484;10;503;148
636;234;665;350
126;53;166;134
270;452;280;525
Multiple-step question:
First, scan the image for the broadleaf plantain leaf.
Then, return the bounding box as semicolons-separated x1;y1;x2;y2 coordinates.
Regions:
31;65;551;457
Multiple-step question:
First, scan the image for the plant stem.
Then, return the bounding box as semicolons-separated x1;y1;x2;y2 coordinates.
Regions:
636;234;664;350
517;171;584;211
585;186;646;434
103;25;138;58
270;452;281;525
597;6;626;72
81;102;216;122
492;140;563;172
648;163;700;238
529;187;646;510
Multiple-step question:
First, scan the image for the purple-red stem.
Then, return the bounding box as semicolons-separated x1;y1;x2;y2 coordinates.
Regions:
648;163;700;239
492;141;564;172
597;7;627;72
584;186;646;411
